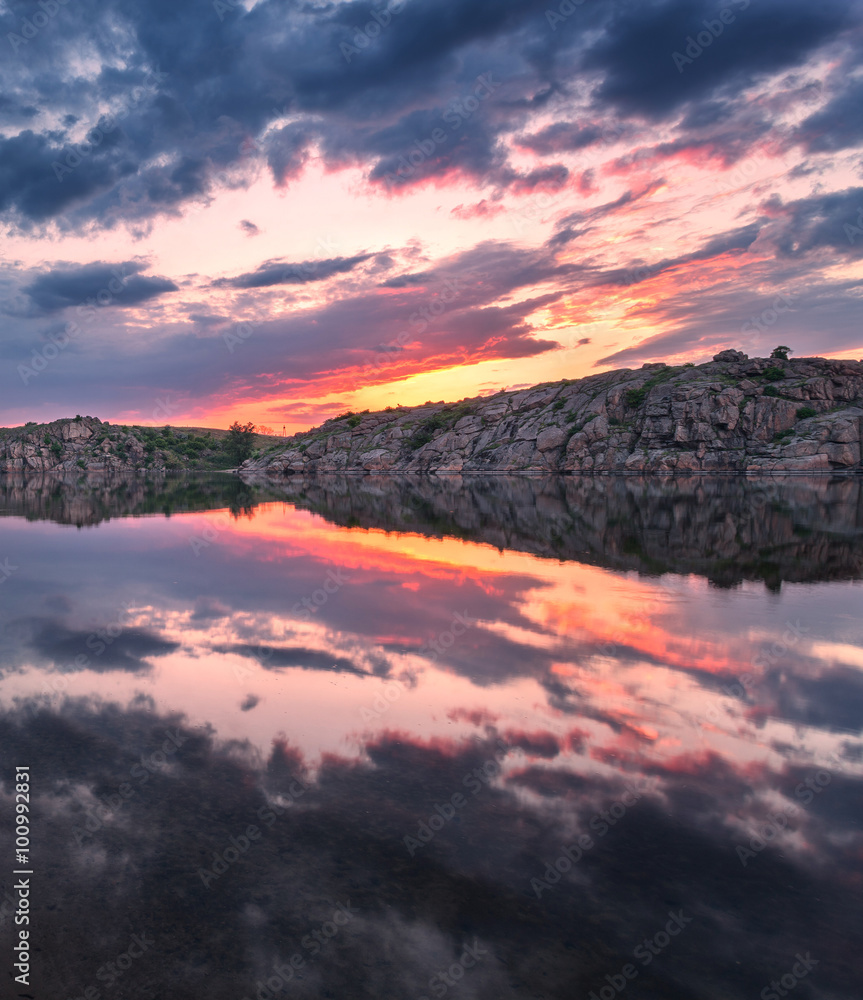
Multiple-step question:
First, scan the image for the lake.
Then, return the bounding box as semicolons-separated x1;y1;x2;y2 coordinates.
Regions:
1;472;861;1000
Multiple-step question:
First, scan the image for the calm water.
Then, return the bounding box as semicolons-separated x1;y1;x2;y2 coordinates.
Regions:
1;472;861;999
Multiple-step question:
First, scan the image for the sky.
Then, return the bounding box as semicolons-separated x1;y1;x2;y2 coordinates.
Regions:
0;0;861;431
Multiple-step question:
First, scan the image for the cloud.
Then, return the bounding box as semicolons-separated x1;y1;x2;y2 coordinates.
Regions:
21;261;178;314
212;254;375;289
583;0;850;119
239;219;261;236
214;643;371;677
796;76;863;153
19;617;179;673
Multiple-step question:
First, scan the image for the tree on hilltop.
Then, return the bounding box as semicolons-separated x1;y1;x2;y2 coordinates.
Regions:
225;421;256;464
770;345;792;360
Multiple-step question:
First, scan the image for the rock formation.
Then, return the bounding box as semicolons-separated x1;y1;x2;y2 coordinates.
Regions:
242;353;863;474
0;417;232;472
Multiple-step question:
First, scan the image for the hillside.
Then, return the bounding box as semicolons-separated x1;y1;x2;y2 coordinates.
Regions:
242;351;863;474
0;418;281;473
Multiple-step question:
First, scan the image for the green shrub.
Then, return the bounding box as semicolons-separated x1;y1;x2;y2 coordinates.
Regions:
347;415;362;428
625;387;647;408
409;414;447;450
76;459;85;468
609;416;621;426
764;385;781;397
796;406;817;420
764;367;784;381
552;399;564;411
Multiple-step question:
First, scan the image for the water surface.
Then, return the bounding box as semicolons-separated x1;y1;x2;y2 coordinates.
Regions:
0;472;861;999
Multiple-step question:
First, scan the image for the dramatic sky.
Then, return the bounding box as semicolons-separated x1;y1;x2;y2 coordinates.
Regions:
0;0;861;430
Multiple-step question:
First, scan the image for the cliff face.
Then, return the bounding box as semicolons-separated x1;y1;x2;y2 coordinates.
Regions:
242;352;863;475
0;417;234;473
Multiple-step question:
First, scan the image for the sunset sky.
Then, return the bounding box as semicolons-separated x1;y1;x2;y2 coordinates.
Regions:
1;0;861;430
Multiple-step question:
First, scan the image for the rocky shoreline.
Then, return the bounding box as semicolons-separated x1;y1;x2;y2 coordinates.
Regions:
242;352;863;475
2;353;861;475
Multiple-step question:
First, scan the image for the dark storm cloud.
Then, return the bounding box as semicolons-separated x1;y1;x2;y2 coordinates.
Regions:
212;254;375;289
0;0;856;226
583;0;850;119
21;260;178;313
759;187;863;258
796;77;863;153
0;125;135;224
